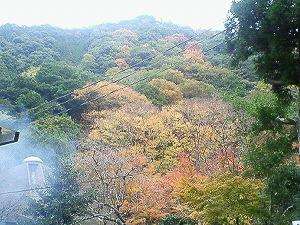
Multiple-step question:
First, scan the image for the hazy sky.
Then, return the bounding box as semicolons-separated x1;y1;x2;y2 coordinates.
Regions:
0;0;232;29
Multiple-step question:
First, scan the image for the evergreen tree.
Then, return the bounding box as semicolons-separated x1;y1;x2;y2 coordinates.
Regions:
226;0;300;222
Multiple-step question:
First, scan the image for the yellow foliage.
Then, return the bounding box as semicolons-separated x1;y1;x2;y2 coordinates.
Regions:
150;78;183;104
176;173;267;224
105;67;121;78
75;82;247;224
161;69;187;84
83;94;244;174
179;79;215;99
21;67;40;77
74;81;151;111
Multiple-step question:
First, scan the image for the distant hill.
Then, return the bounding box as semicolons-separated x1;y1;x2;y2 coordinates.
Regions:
0;15;254;117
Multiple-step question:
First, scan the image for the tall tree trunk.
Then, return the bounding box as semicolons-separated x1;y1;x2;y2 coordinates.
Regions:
296;87;300;220
297;87;300;157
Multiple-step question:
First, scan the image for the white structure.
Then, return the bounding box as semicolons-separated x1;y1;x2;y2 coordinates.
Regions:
0;156;46;224
0;156;46;191
23;156;45;188
23;156;43;164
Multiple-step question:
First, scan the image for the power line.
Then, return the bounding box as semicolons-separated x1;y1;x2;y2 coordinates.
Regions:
29;30;222;116
0;35;224;197
28;36;195;113
31;36;198;115
15;30;180;116
0;186;51;196
0;169;137;196
56;40;224;115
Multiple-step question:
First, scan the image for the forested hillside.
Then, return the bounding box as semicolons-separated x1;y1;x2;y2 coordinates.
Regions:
0;14;298;225
0;15;254;115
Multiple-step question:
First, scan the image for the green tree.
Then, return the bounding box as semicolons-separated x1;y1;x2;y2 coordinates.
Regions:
226;0;300;222
16;91;44;109
160;215;197;225
135;83;169;107
179;79;215;99
35;62;94;99
161;69;186;84
242;84;299;222
32;115;81;155
178;173;268;225
226;0;299;88
26;163;90;225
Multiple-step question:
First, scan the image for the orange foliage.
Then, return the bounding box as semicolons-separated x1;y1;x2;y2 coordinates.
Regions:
115;58;128;69
75;84;247;223
74;81;151;112
166;99;245;175
165;34;187;42
183;41;205;63
112;29;138;39
150;78;183;103
121;44;131;53
124;153;204;224
80;93;245;175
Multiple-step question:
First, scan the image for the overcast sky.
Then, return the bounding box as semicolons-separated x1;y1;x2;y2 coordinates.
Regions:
0;0;232;29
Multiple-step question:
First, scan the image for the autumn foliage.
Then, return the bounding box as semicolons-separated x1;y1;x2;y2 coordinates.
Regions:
74;79;248;223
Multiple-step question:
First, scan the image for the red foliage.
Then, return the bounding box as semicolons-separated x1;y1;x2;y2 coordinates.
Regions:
203;147;244;175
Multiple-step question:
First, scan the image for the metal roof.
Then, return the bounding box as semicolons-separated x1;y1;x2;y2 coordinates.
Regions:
23;156;43;164
0;126;20;146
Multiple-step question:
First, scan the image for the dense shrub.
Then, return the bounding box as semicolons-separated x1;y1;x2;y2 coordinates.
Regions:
160;215;197;225
179;79;215;98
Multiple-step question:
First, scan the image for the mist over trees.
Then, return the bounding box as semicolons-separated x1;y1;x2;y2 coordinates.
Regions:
0;5;299;225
